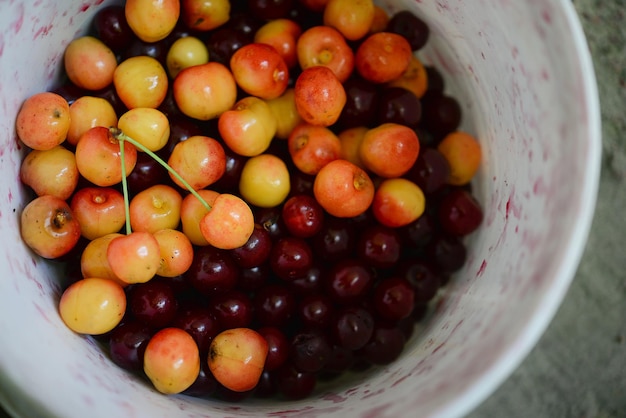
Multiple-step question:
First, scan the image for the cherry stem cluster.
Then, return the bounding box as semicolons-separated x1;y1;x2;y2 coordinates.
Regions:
110;127;213;235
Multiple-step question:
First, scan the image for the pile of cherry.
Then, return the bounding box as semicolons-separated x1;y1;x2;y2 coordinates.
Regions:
17;0;484;402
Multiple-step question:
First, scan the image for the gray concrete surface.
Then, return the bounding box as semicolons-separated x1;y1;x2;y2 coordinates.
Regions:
470;0;626;416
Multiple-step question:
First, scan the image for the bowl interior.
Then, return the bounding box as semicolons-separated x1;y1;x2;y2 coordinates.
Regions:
0;1;600;417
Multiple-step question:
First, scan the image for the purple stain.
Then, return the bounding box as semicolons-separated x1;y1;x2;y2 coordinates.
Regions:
391;374;410;388
505;189;521;220
322;392;347;403
360;388;385;400
33;302;52;324
533;177;548;195
431;342;445;354
33;24;54;40
12;3;25;33
476;259;487;277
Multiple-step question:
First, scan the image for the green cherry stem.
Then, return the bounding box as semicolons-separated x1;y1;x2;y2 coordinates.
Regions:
111;127;213;214
118;137;132;235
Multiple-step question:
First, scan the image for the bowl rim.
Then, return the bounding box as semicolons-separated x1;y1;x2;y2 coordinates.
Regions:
431;1;602;416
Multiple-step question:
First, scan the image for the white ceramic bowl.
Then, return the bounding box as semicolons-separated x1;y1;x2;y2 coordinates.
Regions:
0;1;600;417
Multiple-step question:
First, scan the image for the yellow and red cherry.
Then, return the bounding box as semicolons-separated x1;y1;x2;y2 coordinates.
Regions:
254;18;302;69
143;327;200;394
359;123;420;178
80;233;127;287
296;26;354;83
167;135;226;191
218;96;277;157
266;88;303;139
199;193;255;250
287;123;342;175
208;328;268;392
372;178;426;228
230;43;289;100
64;36;117;91
107;231;161;284
154;228;194;278
67;95;118;146
20;195;81;259
75;126;137;187
118;108;170;152
129;184;183;234
313;159;374;218
59;277;126;335
15;92;71;151
20;145;78;201
238;154;291;208
173;62;237;120
114;56;169;109
323;0;375;41
180;189;219;246
70;187;126;241
125;0;180;43
355;32;412;83
294;65;346;127
181;0;230;31
166;36;209;79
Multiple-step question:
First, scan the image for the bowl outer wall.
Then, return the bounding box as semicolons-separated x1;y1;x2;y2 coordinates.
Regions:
0;0;601;417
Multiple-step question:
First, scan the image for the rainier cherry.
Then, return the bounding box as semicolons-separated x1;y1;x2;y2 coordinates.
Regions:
296;26;354;83
181;0;231;31
323;0;375;41
143;327;200;394
15;92;71;151
359;123;420;178
294;66;346;127
118;108;170;152
355;32;412;83
287;123;342;175
372;178;426;228
167;135;226;190
70;187;126;240
199;193;255;250
20;145;78;201
59;277;126;335
173;62;237;120
129;184;183;234
208;328;269;392
166;36;210;79
218;96;278;157
114;56;169;109
239;154;291;208
154;228;194;277
20;195;81;259
180;189;220;246
125;0;180;43
75;126;137;187
80;233;127;286
64;36;117;91
437;131;482;186
230;43;290;100
67;95;118;146
313;159;374;218
107;231;161;284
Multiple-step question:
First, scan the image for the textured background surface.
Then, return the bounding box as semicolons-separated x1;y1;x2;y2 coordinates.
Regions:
1;0;624;417
470;0;626;416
